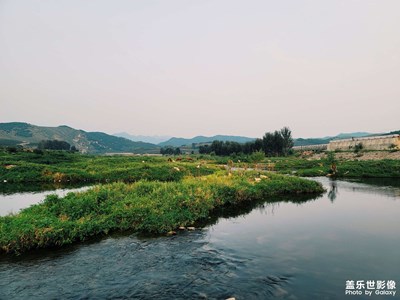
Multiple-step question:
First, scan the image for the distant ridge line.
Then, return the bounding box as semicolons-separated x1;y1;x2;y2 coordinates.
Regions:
0;122;159;154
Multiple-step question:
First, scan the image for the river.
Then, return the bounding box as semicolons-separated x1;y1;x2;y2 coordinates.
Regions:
0;183;92;216
0;177;399;299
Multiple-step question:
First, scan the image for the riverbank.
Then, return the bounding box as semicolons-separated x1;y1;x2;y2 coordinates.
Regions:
219;156;400;178
275;158;400;178
291;150;400;178
0;172;323;254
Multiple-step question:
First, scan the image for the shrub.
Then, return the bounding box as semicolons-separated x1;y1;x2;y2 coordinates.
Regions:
354;143;364;153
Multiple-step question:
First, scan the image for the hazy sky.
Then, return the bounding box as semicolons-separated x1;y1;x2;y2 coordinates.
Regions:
1;0;399;138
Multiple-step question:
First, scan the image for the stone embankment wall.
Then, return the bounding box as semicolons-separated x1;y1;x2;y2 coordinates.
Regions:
311;150;400;161
293;144;328;151
327;135;400;151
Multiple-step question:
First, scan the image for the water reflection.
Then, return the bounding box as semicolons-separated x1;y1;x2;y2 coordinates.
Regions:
0;182;90;195
197;192;321;229
346;177;400;188
0;185;92;216
328;179;338;202
318;177;400;199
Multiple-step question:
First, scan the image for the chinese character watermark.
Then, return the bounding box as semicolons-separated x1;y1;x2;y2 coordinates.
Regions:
345;280;396;297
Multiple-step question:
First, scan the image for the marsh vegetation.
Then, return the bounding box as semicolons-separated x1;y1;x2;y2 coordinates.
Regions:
0;171;323;254
1;148;398;254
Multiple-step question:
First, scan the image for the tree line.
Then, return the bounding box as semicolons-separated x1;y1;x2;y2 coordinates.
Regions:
160;146;181;155
37;140;77;152
199;127;294;157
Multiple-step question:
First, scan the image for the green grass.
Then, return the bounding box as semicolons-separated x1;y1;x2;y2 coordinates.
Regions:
335;160;400;178
0;172;323;254
0;151;219;183
2;151;398;184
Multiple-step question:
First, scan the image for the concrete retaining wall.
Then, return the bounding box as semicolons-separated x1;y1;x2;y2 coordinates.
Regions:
327;135;400;151
293;144;328;151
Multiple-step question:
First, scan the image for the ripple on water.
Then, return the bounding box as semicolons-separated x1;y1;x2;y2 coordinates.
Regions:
0;229;295;300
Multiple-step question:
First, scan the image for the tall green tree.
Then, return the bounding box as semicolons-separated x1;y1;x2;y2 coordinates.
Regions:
38;140;71;151
262;132;275;156
280;126;294;156
174;147;181;155
262;127;292;156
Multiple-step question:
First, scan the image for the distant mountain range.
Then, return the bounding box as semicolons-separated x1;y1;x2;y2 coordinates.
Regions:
322;132;371;140
113;132;171;144
157;132;376;147
158;135;257;147
0;122;159;154
113;133;257;147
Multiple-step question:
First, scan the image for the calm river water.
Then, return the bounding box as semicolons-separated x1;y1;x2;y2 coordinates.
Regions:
0;177;399;299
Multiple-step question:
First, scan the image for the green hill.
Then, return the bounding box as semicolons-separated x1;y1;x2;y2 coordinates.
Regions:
0;122;158;154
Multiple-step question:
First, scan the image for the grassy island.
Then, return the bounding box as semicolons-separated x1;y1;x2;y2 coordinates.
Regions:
0;172;323;254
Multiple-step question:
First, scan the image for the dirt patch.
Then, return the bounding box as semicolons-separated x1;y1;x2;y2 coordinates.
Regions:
4;164;17;169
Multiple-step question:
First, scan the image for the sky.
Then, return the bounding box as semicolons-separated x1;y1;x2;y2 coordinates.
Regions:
1;0;399;139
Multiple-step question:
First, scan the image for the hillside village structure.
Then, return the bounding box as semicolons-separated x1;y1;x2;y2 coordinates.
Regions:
327;135;400;151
